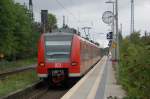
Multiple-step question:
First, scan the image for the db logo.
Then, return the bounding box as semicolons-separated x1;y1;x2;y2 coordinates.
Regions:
55;63;62;67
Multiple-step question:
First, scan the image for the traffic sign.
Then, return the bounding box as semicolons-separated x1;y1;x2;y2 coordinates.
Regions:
108;40;112;47
112;42;117;48
107;32;113;39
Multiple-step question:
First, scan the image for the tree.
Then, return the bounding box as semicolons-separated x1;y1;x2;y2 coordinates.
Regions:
48;13;57;32
119;32;150;98
0;0;17;58
0;0;40;60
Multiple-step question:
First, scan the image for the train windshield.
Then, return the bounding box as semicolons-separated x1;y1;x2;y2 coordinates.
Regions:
45;34;73;62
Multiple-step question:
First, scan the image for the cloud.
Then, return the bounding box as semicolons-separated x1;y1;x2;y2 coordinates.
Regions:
15;0;150;47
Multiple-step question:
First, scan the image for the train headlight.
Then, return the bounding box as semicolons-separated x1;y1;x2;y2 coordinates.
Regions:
39;62;45;66
71;62;78;66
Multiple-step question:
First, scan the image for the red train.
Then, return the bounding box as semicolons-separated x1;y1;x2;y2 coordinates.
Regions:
37;32;101;85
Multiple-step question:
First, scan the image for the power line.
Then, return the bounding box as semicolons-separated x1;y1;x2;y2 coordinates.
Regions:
55;0;79;21
69;0;75;6
55;0;97;36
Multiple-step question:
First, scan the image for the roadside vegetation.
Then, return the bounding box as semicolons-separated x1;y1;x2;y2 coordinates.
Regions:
100;47;109;56
0;0;40;75
0;58;36;73
0;70;38;97
119;32;150;99
0;0;40;61
0;0;57;96
0;0;57;68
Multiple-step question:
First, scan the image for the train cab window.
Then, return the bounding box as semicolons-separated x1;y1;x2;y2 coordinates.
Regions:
44;34;73;62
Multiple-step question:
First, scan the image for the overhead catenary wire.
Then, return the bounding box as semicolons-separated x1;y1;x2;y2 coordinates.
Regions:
55;0;96;40
55;0;79;22
55;0;90;38
68;0;75;6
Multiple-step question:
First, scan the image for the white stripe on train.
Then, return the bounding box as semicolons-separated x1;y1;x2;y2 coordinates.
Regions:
38;73;81;78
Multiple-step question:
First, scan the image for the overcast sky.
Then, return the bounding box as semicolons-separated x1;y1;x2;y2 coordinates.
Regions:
15;0;150;48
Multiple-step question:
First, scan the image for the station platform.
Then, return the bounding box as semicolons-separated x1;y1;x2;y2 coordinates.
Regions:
61;56;126;99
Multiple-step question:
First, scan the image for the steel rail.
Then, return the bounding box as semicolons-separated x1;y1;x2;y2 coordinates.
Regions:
0;65;36;79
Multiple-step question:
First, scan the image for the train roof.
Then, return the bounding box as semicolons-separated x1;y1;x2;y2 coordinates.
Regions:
44;32;74;36
43;32;100;48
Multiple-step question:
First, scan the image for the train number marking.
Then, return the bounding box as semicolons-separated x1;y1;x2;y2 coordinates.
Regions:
55;63;62;68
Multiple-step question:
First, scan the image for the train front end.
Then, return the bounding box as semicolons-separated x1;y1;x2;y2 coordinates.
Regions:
37;33;79;84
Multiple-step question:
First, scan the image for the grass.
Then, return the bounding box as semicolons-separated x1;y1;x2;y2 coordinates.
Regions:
0;70;38;97
118;33;150;98
0;58;37;73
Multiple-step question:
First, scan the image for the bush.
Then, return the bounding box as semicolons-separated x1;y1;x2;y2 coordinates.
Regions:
119;32;150;98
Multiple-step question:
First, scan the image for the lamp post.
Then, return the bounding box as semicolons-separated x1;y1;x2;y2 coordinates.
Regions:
105;0;116;62
105;0;115;34
105;0;119;81
105;0;119;62
115;0;119;63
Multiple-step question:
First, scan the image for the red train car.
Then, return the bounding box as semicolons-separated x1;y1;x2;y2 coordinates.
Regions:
37;32;101;84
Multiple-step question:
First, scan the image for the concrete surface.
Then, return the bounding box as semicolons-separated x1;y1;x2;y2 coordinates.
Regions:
61;56;126;99
103;57;126;99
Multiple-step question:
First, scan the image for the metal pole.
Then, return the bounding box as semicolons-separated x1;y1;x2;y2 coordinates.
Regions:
41;10;48;33
82;27;91;39
112;3;115;34
63;16;65;28
133;0;134;32
131;0;134;34
115;0;119;62
105;1;116;61
111;2;116;62
120;23;122;34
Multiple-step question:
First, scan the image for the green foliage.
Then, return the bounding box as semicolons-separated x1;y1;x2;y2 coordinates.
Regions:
0;0;40;61
0;70;38;97
100;47;109;56
48;13;57;31
0;0;16;55
0;0;58;61
119;32;150;98
0;58;36;72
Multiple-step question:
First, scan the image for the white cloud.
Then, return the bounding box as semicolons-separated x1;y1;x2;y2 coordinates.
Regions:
15;0;150;47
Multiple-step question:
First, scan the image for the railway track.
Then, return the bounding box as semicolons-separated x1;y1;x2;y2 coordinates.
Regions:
1;60;101;99
1;79;78;99
0;65;36;79
1;81;46;99
0;64;78;99
38;88;68;99
29;86;68;99
29;79;78;99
